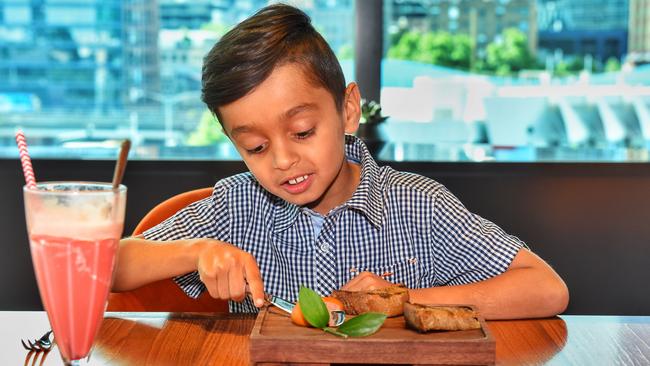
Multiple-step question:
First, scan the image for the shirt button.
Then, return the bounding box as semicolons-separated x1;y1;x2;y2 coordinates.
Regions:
320;244;330;252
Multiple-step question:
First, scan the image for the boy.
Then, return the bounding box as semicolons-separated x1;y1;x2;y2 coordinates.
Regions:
113;4;568;319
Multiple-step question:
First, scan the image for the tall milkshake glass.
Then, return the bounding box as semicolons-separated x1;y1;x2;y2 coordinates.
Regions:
23;182;126;365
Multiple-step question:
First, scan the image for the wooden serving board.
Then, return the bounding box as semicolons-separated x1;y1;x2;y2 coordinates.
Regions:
249;306;495;366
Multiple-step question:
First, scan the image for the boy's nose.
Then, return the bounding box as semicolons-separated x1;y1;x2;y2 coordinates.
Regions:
272;142;298;170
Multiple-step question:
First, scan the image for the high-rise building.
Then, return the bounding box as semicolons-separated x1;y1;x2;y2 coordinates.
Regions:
628;0;650;64
157;0;354;95
159;0;232;29
388;0;538;57
297;0;354;55
0;0;159;109
123;0;161;106
537;0;628;64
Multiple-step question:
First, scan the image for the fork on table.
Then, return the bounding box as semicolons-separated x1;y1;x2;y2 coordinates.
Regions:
24;347;53;366
21;330;54;352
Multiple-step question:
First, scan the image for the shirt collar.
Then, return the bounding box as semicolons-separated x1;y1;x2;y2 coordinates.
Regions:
273;135;384;233
344;134;385;228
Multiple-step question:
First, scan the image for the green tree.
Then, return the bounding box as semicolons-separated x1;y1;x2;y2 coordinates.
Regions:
605;57;621;72
482;28;536;75
552;56;601;77
553;61;571;77
387;31;472;70
566;57;585;72
186;110;226;146
388;26;408;48
387;31;421;60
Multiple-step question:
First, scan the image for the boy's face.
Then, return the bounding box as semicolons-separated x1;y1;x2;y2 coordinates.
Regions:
219;63;361;214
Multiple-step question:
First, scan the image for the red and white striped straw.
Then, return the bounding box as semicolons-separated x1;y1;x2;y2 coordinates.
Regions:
15;130;37;189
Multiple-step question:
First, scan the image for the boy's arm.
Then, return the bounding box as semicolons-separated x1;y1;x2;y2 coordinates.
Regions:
409;248;569;319
112;236;265;307
112;236;204;292
341;248;569;320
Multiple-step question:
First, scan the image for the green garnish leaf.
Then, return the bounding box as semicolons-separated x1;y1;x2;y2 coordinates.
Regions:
298;285;329;329
336;312;387;337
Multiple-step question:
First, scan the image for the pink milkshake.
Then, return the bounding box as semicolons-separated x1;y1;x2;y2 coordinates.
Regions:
24;182;126;365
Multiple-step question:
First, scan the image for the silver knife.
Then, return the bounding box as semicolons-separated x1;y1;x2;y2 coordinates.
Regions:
265;293;296;313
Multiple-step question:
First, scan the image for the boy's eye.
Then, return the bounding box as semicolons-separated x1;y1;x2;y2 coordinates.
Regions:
296;128;315;139
246;144;266;154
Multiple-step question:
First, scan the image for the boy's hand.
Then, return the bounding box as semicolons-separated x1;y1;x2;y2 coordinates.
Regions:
340;271;394;291
196;241;265;307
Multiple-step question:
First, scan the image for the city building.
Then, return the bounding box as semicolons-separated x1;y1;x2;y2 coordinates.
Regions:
157;0;354;94
387;0;538;57
123;0;161;107
159;0;232;29
0;0;159;110
628;0;650;64
159;0;355;52
537;0;629;65
155;0;354;141
157;0;255;94
159;29;218;94
299;0;354;55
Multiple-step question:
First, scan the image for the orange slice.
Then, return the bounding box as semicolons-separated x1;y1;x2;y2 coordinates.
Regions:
291;296;345;327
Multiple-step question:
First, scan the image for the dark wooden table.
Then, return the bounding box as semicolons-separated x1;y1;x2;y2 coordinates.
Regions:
1;312;649;365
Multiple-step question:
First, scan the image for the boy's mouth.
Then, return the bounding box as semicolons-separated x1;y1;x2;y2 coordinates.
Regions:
287;174;309;185
281;174;313;194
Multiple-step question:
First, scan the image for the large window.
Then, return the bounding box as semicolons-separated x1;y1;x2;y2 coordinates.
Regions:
1;0;649;162
379;0;650;162
0;0;355;160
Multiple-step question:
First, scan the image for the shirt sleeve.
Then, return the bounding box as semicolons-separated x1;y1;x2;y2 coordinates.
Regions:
142;183;231;298
431;186;524;286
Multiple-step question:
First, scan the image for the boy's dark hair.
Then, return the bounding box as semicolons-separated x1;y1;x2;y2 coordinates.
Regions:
201;4;346;124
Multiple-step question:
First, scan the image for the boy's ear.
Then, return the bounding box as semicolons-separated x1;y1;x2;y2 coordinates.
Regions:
343;82;361;134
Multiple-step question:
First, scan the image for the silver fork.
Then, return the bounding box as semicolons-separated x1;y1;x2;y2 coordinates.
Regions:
21;330;53;352
24;347;53;366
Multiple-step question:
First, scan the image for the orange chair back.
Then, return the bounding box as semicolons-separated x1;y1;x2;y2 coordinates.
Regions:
107;187;228;312
131;187;214;236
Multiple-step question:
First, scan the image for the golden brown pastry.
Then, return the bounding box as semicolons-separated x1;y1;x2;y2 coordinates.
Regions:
403;302;481;331
331;284;409;317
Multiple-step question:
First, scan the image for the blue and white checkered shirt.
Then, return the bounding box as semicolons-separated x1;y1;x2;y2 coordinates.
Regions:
144;135;524;313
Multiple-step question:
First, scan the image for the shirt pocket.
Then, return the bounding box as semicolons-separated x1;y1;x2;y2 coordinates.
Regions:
351;256;421;289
